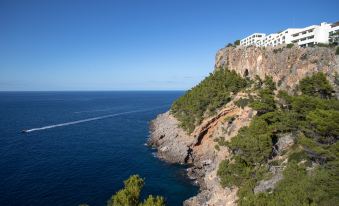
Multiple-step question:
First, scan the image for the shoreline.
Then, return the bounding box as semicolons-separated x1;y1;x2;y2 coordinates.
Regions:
147;106;249;205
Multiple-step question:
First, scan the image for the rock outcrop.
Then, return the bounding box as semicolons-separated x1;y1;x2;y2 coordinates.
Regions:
149;93;255;205
148;112;194;163
215;46;339;95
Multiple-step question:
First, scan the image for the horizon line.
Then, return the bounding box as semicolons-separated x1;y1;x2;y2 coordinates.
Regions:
0;90;187;92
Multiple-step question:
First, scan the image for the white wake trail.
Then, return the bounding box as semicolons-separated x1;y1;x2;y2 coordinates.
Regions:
24;105;168;133
74;108;116;114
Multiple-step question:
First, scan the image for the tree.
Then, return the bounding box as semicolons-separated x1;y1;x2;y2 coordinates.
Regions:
299;72;333;99
234;40;240;46
107;175;166;206
107;175;144;206
306;109;339;141
139;195;165;206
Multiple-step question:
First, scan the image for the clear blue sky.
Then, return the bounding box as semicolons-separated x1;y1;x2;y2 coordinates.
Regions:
1;0;338;91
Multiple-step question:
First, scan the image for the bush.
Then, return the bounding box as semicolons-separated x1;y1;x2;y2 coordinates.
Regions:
226;43;233;47
235;97;252;109
336;47;339;55
140;196;166;206
316;43;330;47
234;40;240;46
218;158;256;187
286;43;294;48
273;48;283;53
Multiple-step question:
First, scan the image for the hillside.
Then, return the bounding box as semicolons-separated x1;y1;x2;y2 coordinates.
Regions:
148;45;339;206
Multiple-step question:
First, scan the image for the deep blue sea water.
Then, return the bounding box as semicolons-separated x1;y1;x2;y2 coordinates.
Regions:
0;91;198;206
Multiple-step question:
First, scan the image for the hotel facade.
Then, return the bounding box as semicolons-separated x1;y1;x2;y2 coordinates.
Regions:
240;22;339;47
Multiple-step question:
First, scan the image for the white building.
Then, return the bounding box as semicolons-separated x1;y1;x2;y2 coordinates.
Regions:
240;22;338;47
290;22;331;47
240;33;266;47
263;28;301;47
329;22;339;45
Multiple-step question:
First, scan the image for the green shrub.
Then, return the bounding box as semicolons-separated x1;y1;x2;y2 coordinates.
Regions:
273;48;283;53
218;158;255;187
140;195;166;206
286;43;294;48
226;43;233;47
288;150;308;163
235;98;252;109
336;47;339;55
316;43;330;47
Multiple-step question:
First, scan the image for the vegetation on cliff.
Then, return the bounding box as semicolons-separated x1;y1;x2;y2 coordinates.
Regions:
217;73;338;206
171;68;248;133
107;175;166;206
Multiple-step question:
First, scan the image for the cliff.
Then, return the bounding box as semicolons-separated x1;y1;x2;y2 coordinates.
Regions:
216;46;339;95
148;45;339;206
149;93;255;205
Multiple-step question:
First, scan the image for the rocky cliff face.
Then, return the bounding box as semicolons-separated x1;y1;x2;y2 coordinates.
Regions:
149;93;255;206
216;46;339;95
148;46;339;205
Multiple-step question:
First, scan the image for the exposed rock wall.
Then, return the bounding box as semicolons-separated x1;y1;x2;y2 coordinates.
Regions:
215;46;339;95
148;112;194;163
149;93;255;206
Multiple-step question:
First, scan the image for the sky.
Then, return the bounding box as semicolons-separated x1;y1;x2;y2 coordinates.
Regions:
0;0;338;91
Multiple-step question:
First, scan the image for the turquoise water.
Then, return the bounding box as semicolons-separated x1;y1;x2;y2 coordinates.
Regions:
0;91;198;206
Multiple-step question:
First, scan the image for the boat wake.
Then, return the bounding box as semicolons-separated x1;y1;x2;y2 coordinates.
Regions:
23;105;168;133
74;108;117;114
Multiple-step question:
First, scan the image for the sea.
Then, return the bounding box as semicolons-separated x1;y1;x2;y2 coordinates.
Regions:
0;91;198;206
